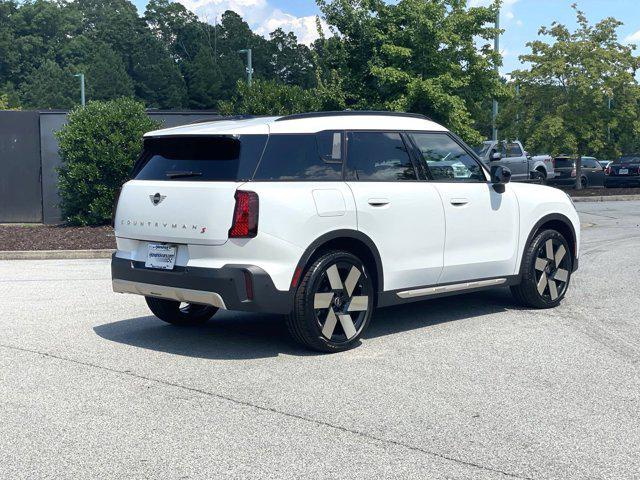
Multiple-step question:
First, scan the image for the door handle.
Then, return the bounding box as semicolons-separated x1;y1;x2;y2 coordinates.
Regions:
368;198;390;207
450;198;469;207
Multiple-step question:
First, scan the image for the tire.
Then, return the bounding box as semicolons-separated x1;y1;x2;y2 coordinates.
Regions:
145;297;218;326
580;176;588;189
535;168;547;185
511;229;573;309
286;251;374;353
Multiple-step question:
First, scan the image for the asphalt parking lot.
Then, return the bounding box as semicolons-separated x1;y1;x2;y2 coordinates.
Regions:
1;201;639;480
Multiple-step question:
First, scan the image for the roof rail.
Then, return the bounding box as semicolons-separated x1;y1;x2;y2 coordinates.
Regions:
188;114;261;125
275;111;431;122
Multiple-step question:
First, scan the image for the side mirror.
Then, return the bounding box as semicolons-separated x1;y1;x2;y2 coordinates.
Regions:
491;151;502;161
491;165;511;193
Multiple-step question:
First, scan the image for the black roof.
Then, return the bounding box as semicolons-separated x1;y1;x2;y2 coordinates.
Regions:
275;111;431;122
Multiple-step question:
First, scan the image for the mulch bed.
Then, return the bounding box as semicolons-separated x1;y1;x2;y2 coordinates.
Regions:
565;187;640;197
0;225;115;251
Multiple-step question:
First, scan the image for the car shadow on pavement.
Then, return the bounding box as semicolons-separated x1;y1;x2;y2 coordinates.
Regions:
93;288;514;360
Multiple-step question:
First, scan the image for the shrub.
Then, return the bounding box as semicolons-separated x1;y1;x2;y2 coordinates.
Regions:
56;98;161;226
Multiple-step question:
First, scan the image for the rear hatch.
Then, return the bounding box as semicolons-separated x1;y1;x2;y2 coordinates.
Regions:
114;135;267;246
553;157;574;178
609;156;640;176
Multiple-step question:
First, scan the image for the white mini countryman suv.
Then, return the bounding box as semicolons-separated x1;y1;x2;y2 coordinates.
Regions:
112;112;580;352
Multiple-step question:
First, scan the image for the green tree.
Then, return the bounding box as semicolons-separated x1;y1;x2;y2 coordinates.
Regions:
20;59;77;109
219;78;345;116
56;98;161;225
316;0;506;144
510;4;640;187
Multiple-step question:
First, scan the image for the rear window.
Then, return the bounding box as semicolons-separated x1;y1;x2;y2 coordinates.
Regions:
554;158;574;168
134;135;267;181
253;132;343;181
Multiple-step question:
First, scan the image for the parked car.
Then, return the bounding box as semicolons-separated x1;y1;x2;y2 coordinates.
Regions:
604;155;640;188
111;111;580;352
474;140;555;182
547;156;605;189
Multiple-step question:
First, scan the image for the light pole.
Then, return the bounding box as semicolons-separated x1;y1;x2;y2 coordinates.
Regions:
74;73;85;107
238;49;253;87
492;8;500;141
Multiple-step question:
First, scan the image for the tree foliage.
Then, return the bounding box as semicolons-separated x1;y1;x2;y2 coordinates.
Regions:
56;98;161;225
502;4;640;186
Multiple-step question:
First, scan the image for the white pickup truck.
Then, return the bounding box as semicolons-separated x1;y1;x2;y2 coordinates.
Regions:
474;140;555;183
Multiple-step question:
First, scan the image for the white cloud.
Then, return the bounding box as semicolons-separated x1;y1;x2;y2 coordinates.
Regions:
176;0;328;45
625;30;640;43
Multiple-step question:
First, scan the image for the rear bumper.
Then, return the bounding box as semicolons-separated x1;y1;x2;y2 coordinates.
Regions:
111;254;293;314
604;176;640;187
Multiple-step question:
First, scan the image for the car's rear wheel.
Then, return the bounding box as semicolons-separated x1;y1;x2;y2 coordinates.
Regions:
286;251;374;353
580;176;588;189
145;297;218;326
511;229;573;309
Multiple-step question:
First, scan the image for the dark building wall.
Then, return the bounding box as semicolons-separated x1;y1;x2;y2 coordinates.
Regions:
1;110;221;224
0;111;43;223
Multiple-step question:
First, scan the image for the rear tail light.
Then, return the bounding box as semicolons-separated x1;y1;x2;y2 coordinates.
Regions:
229;190;259;238
570;168;576;178
605;166;611;175
552;158;556;168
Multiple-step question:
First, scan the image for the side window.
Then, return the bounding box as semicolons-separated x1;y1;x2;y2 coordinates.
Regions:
505;142;523;158
583;158;598;168
253;132;343;181
408;133;485;182
346;132;417;181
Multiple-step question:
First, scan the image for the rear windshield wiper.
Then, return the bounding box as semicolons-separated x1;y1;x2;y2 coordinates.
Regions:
165;170;203;179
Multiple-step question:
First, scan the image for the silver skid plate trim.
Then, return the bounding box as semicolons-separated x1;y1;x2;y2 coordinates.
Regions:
113;279;227;309
397;278;507;299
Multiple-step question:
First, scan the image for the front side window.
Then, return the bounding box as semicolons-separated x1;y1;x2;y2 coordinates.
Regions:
253;132;343;181
346;132;417;181
408;133;485;182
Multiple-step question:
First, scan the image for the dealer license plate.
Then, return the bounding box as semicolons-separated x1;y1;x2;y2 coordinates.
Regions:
145;244;176;270
619;168;629;175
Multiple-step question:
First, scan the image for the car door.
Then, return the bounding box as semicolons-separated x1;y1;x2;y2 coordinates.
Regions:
407;132;520;284
503;142;529;181
345;131;446;292
583;157;604;186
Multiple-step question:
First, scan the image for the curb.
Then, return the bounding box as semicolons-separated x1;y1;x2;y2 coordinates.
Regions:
0;249;115;260
571;194;640;203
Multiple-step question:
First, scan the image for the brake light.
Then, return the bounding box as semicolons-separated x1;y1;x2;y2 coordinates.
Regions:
605;165;611;175
571;168;576;177
229;190;259;238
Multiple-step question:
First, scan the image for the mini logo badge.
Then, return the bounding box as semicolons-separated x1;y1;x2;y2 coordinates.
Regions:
150;193;166;206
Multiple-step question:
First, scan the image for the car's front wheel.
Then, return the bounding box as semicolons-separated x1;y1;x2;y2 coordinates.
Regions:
286;251;374;353
511;229;573;308
145;297;218;326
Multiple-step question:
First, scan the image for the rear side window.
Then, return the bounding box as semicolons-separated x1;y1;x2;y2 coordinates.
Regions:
346;132;416;181
253;132;343;181
134;136;267;181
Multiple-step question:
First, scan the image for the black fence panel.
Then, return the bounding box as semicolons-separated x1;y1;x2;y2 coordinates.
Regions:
0;111;43;223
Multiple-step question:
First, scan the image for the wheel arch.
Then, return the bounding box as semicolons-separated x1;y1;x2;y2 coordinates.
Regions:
293;230;384;297
523;213;577;272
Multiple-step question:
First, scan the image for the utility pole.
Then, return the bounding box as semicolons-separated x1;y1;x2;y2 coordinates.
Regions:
74;73;85;107
238;49;253;86
607;95;612;142
492;8;500;141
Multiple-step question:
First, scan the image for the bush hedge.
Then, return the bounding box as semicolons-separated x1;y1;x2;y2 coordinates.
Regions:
56;98;161;226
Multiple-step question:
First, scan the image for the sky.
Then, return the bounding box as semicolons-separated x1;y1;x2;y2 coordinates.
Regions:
132;0;640;75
